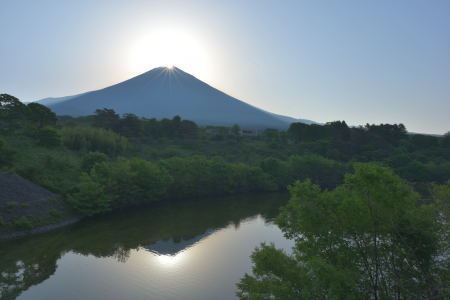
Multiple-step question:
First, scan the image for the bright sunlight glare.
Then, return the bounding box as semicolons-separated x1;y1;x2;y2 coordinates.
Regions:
156;252;185;266
128;27;211;78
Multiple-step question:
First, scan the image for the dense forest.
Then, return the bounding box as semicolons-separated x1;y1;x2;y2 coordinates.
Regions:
1;93;449;218
1;93;449;297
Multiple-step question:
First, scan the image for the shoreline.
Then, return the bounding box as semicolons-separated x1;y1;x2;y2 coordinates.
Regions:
0;191;288;241
0;215;81;240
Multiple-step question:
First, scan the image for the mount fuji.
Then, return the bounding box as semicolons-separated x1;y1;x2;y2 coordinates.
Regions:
38;67;314;129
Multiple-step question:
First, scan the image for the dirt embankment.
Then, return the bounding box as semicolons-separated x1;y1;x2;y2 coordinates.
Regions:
0;171;79;239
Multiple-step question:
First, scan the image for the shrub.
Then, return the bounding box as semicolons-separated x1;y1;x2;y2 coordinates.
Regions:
259;157;290;189
229;163;277;193
90;158;172;206
13;216;33;230
160;156;277;198
61;126;128;155
81;152;108;172
160;156;218;198
67;174;112;216
36;127;61;147
286;154;348;188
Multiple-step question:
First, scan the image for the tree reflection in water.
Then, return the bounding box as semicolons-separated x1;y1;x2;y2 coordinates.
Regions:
0;193;287;300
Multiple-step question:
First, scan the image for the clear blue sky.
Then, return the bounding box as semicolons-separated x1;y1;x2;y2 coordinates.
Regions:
1;0;449;134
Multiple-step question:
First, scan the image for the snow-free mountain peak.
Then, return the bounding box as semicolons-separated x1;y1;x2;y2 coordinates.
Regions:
38;67;315;129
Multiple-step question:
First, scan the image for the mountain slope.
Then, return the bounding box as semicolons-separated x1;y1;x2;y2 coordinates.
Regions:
41;67;313;129
36;93;87;105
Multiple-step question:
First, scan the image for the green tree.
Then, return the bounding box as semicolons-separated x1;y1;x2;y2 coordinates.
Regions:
286;154;347;188
93;108;120;130
0;94;28;132
442;132;450;148
259;157;289;189
67;174;112;216
161;156;276;198
179;120;199;138
36;127;61;147
238;164;445;299
287;122;309;142
117;113;142;137
26;102;57;128
81;152;108;172
90;158;172;206
411;134;439;149
161;156;218;198
231;124;241;137
326;120;351;141
61;126;128;155
229;163;277;193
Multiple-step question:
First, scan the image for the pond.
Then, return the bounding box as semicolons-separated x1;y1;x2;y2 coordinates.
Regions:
0;193;294;300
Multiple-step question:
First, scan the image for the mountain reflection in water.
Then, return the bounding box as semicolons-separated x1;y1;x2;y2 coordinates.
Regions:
145;229;216;256
0;193;292;300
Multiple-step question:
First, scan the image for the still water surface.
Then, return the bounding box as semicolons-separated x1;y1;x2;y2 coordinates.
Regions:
0;193;294;300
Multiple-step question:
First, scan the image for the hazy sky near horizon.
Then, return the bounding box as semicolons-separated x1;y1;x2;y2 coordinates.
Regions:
1;0;449;134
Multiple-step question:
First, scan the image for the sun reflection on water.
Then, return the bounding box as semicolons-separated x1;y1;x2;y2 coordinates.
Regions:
156;252;185;266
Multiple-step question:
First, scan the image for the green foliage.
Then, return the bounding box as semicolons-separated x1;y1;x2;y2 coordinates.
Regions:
229;162;277;193
26;102;57;128
68;154;279;216
0;94;29;132
61;126;128;155
0;138;15;168
2;93;449;230
0;94;25;115
12;216;34;230
286;154;348;188
90;158;172;206
442;132;450;148
81;152;108;172
12;146;81;195
411;133;439;149
67;174;112;216
93;109;199;139
238;164;447;299
159;156;224;198
93;108;120;130
179;119;199;138
161;156;276;199
116;113;142;137
238;243;316;300
36;127;61;147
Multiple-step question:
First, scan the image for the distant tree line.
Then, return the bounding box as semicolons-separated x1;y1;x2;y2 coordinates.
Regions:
0;94;61;151
89;108;199;139
1;93;449;215
66;153;349;216
286;121;450;184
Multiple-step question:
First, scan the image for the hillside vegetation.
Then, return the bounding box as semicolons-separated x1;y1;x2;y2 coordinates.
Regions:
0;93;449;230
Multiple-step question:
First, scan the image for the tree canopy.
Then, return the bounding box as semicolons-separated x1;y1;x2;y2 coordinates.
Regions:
237;164;448;299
